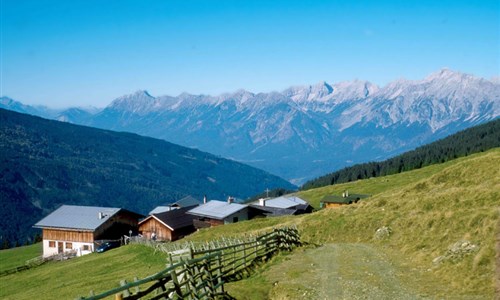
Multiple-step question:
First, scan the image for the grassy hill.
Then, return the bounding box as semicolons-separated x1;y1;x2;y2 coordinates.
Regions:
0;243;42;273
1;148;498;299
0;108;295;247
0;244;168;299
185;148;500;298
302;118;500;190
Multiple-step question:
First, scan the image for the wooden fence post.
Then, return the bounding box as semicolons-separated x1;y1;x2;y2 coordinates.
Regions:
78;227;300;300
171;266;183;298
119;280;130;297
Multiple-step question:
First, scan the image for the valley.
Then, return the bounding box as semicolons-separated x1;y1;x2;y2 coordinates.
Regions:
2;69;498;183
0;108;294;247
2;149;498;299
2;2;498;299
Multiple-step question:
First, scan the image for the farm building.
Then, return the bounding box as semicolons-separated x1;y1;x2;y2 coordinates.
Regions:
251;196;313;216
320;192;371;208
138;206;197;241
172;195;203;208
149;206;177;215
33;205;143;257
187;199;259;229
148;195;203;215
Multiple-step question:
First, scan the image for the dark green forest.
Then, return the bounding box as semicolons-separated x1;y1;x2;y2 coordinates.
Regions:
302;118;500;190
0;108;295;248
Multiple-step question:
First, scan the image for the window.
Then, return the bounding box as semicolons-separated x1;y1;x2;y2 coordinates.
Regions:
48;241;55;248
65;242;73;249
83;245;90;251
233;217;239;223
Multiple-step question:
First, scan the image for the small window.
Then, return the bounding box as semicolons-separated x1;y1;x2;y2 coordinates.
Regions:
233;217;239;223
65;242;73;249
83;245;90;251
48;241;56;248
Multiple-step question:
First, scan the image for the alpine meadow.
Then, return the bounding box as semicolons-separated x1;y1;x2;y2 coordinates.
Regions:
1;1;499;299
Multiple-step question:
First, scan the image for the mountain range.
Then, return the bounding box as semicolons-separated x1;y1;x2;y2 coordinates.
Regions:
0;108;294;246
2;69;499;184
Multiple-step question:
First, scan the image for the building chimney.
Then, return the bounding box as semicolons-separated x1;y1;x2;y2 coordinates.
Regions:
98;212;103;219
259;198;266;207
227;196;234;204
203;195;207;204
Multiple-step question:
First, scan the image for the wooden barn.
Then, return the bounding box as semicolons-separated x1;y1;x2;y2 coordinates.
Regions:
33;205;143;257
320;192;371;208
138;206;196;241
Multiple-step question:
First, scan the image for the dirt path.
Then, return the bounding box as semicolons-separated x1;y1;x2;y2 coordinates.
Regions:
264;244;430;299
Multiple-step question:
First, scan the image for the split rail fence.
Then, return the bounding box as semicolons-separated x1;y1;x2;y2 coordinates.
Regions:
77;226;300;300
0;249;77;277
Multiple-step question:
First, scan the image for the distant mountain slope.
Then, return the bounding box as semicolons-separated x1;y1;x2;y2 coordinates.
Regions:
0;108;294;247
302;118;500;190
2;69;499;184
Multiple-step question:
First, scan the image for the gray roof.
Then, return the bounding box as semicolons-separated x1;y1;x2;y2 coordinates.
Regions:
149;206;178;215
173;196;203;208
249;204;297;216
33;205;121;231
187;200;248;220
263;196;308;209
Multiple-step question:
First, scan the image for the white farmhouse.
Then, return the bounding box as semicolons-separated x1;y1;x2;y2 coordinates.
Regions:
33;205;142;257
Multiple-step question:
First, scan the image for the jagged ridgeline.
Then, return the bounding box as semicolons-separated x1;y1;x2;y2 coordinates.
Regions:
0;108;295;247
302;118;500;190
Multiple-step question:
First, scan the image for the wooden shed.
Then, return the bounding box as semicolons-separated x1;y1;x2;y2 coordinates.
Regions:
138;206;196;241
320;192;370;208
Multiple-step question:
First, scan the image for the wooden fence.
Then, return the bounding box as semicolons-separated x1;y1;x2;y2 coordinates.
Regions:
77;226;300;300
0;250;77;277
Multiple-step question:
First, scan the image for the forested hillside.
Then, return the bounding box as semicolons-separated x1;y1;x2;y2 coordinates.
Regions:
0;109;294;247
302;118;500;190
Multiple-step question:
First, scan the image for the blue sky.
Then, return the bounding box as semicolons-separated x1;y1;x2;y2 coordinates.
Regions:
1;0;499;108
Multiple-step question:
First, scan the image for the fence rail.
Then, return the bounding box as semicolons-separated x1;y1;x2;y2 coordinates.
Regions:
0;249;78;278
77;226;300;300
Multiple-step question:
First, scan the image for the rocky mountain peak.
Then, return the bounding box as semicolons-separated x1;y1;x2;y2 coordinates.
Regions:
424;68;474;83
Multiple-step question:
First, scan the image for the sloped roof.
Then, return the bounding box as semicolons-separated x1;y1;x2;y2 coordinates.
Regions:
149;206;178;215
187;200;248;220
249;204;297;216
33;205;122;231
263;196;309;209
173;196;203;207
321;194;370;204
140;206;196;231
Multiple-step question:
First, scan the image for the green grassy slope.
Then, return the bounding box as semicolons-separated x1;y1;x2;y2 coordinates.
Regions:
0;244;168;299
2;149;498;299
302;118;500;190
295;148;499;298
186;148;500;298
0;243;42;272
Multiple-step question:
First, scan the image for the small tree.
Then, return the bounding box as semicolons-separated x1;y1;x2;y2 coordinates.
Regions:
1;238;10;250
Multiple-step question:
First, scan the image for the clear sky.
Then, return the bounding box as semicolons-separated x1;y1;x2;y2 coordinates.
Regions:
1;0;499;108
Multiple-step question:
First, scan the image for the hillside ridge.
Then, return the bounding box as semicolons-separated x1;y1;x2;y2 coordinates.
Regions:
2;69;498;183
0;108;294;247
0;149;498;299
